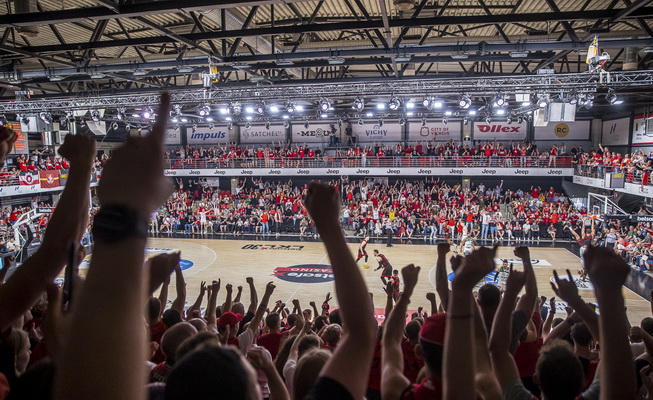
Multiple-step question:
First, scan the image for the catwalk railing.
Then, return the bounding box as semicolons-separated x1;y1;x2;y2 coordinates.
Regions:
165;155;573;170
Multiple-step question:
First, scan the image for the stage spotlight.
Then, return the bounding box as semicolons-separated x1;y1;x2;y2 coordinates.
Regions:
231;103;242;115
142;107;153;119
246;121;252;129
319;98;331;112
111;122;119;130
463;117;469;125
209;123;215;130
286;102;296;113
485;117;492;124
265;121;270;130
378;119;384;127
442;117;448;125
91;110;101;122
228;123;233;130
39;112;52;125
399;118;406;126
458;95;471;109
256;102;266;114
174;124;180;131
388;96;401;111
421;118;427;126
283;120;290;129
422;96;431;108
304;121;310;129
197;104;210;117
352;97;365;112
606;89;618;105
358;118;364;126
494;94;506;107
506;116;512;124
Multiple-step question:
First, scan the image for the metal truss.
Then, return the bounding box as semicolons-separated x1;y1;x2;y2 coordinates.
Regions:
2;70;653;113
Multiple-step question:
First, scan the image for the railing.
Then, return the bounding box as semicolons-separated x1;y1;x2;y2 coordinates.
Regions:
575;164;653;186
0;177;20;187
165;155;573;170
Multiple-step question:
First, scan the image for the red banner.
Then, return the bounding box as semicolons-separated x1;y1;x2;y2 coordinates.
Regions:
19;171;38;186
39;170;60;188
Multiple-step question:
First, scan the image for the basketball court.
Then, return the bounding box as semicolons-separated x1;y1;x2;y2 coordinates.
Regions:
72;238;651;326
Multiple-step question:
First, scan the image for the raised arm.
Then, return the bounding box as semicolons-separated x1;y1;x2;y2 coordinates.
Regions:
550;269;600;340
381;264;420;400
56;93;173;400
584;246;637;400
247;281;275;335
233;284;243;304
513;247;537;317
246;277;258;314
304;182;377;399
435;243;451;309
444;246;497;400
426;292;438;316
223;283;233;313
489;266;527;388
186;281;207;317
170;256;186;316
207;280;220;328
0;134;96;330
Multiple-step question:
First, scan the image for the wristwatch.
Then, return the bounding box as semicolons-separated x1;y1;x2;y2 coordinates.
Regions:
92;205;148;242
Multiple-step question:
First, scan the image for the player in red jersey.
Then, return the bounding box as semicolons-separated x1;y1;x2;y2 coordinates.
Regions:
373;249;393;285
356;236;370;268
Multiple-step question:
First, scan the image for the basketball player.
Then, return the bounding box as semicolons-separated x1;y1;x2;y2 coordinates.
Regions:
373;249;393;285
493;260;511;290
567;217;595;277
458;233;476;256
390;269;401;300
356;236;370;268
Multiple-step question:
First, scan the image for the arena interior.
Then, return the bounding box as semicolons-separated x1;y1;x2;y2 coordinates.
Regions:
2;1;653;399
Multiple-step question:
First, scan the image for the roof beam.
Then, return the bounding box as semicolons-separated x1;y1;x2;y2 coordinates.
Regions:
613;0;653;21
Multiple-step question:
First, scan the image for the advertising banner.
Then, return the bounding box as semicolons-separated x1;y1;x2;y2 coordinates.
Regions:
164;128;182;145
632;113;653;145
601;117;630;146
534;121;591;140
472;121;527;140
187;126;230;145
291;123;337;143
240;124;285;144
351;122;402;143
164;167;573;177
408;121;462;141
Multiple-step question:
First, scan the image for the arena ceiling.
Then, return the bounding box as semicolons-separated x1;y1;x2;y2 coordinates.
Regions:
0;0;653;118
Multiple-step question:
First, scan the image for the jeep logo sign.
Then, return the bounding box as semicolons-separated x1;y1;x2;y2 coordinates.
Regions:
473;121;527;140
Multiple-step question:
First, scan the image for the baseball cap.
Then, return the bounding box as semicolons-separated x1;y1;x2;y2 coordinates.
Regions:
419;313;447;345
217;312;243;329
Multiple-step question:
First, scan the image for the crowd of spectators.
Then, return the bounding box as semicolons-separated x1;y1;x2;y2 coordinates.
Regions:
165;140;571;169
574;144;653;186
0;101;647;400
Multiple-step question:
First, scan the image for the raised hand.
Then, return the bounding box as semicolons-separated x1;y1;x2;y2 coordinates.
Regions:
325;292;332;302
549;297;556;314
246;277;254;285
265;281;276;294
437;243;450;255
211;279;220;292
200;281;207;295
584;245;631;295
452;246;498;291
513;246;530;261
309;301;316;308
97;92;173;216
401;264;420;295
450;255;464;273
550;269;582;305
303;182;340;226
147;252;179;294
0;125;18;166
505;266;527;295
58;134;97;167
426;292;436;302
247;346;274;371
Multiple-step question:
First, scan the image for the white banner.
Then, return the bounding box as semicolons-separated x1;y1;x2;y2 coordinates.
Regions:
352;122;402;142
164;128;182;145
187;126;231;145
473;121;527;140
408;121;462;141
632;114;653;145
573;175;606;187
240;124;285;144
601;117;630;146
164;167;573;177
534;121;590;140
291;123;337;143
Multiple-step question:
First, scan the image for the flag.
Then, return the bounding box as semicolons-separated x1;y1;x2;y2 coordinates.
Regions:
586;36;598;65
59;169;69;186
39;170;60;188
19;171;38;186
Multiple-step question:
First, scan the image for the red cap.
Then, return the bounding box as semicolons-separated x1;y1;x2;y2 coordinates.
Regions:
419;313;447;345
217;312;243;329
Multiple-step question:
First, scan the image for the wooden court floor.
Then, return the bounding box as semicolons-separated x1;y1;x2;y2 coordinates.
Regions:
79;238;652;326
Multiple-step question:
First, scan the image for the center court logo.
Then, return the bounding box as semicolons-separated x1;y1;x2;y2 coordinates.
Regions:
273;264;334;283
